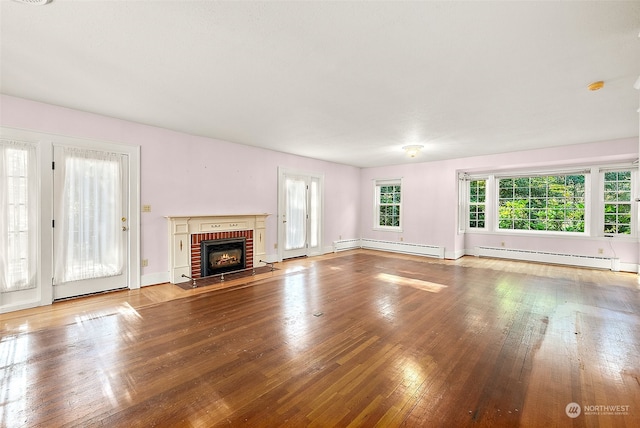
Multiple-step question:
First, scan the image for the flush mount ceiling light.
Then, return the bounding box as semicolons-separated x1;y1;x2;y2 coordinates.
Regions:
11;0;52;4
587;81;604;91
402;145;424;158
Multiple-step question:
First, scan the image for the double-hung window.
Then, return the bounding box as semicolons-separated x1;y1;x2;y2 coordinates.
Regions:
374;179;402;230
468;179;487;229
603;170;634;235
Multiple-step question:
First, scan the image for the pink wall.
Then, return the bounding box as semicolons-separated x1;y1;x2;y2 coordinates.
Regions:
2;94;637;280
361;138;638;267
359;160;460;256
0;95;361;283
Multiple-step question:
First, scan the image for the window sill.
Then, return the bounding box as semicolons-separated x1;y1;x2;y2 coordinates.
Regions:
373;227;403;233
464;229;637;241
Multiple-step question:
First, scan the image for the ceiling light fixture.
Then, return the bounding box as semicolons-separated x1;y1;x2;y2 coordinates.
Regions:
587;81;604;91
402;145;424;158
11;0;52;4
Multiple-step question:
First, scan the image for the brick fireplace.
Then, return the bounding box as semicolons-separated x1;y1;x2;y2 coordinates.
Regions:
191;230;253;278
166;214;268;284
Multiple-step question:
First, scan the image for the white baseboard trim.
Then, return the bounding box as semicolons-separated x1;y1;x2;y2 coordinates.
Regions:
141;271;170;287
448;249;466;260
1;299;44;314
619;262;639;273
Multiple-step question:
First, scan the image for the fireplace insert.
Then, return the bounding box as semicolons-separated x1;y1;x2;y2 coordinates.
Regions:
201;238;246;277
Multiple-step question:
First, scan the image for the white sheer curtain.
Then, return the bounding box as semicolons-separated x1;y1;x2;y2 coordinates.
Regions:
0;139;38;292
54;147;124;283
285;177;307;250
309;178;319;249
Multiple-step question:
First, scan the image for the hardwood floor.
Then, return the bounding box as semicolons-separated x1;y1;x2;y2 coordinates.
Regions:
1;250;639;427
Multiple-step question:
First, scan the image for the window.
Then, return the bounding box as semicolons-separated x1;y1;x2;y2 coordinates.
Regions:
498;175;585;232
1;140;38;292
463;166;638;237
603;170;632;235
468;179;486;229
374;179;402;230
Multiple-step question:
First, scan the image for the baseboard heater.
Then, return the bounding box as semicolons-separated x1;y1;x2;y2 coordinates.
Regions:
333;239;361;252
334;238;445;259
475;246;617;270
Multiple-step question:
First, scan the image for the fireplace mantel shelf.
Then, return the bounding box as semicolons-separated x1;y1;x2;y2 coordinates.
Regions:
167;214;269;284
165;214;270;220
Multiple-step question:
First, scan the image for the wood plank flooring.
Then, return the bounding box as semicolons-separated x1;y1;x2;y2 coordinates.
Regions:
1;250;639;427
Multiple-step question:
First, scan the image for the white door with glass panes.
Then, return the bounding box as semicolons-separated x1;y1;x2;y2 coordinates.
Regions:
278;169;322;260
52;146;129;300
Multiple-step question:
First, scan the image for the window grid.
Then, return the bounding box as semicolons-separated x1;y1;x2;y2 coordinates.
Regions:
604;171;632;235
377;184;401;228
4;147;33;290
469;180;486;229
498;175;585;232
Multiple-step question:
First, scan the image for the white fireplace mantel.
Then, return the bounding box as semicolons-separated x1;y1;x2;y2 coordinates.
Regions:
166;214;269;284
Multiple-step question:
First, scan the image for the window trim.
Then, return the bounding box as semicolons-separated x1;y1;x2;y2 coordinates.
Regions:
495;173;588;235
460;163;638;239
467;178;488;231
373;178;403;232
600;168;637;237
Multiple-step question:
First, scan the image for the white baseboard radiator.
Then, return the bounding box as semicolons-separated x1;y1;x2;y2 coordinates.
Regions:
333;238;445;259
475;246;618;271
333;239;362;252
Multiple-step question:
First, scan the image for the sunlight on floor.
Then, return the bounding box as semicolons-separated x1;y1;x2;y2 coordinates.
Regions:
377;273;447;293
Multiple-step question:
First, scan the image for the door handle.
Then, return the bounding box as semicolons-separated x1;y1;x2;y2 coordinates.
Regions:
122;226;129;231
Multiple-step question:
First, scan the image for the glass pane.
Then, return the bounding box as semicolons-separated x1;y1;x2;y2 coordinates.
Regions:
309;180;319;248
285;178;306;250
58;152;123;282
618;171;631;180
2;144;37;292
498;174;585;233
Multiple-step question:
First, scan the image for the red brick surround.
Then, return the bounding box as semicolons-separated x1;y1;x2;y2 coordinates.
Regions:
191;230;254;278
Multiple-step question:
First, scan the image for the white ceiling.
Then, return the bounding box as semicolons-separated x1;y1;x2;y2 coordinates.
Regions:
1;0;639;168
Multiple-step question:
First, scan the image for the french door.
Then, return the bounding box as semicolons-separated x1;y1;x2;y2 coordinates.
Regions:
278;168;322;260
52;145;129;300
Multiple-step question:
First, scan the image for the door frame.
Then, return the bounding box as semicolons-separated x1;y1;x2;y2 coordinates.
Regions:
52;145;131;300
0;127;140;311
277;167;324;261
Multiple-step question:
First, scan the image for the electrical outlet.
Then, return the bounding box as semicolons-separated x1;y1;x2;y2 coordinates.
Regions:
501;241;505;247
142;205;151;212
400;237;404;242
274;243;278;249
141;259;148;267
597;248;604;255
